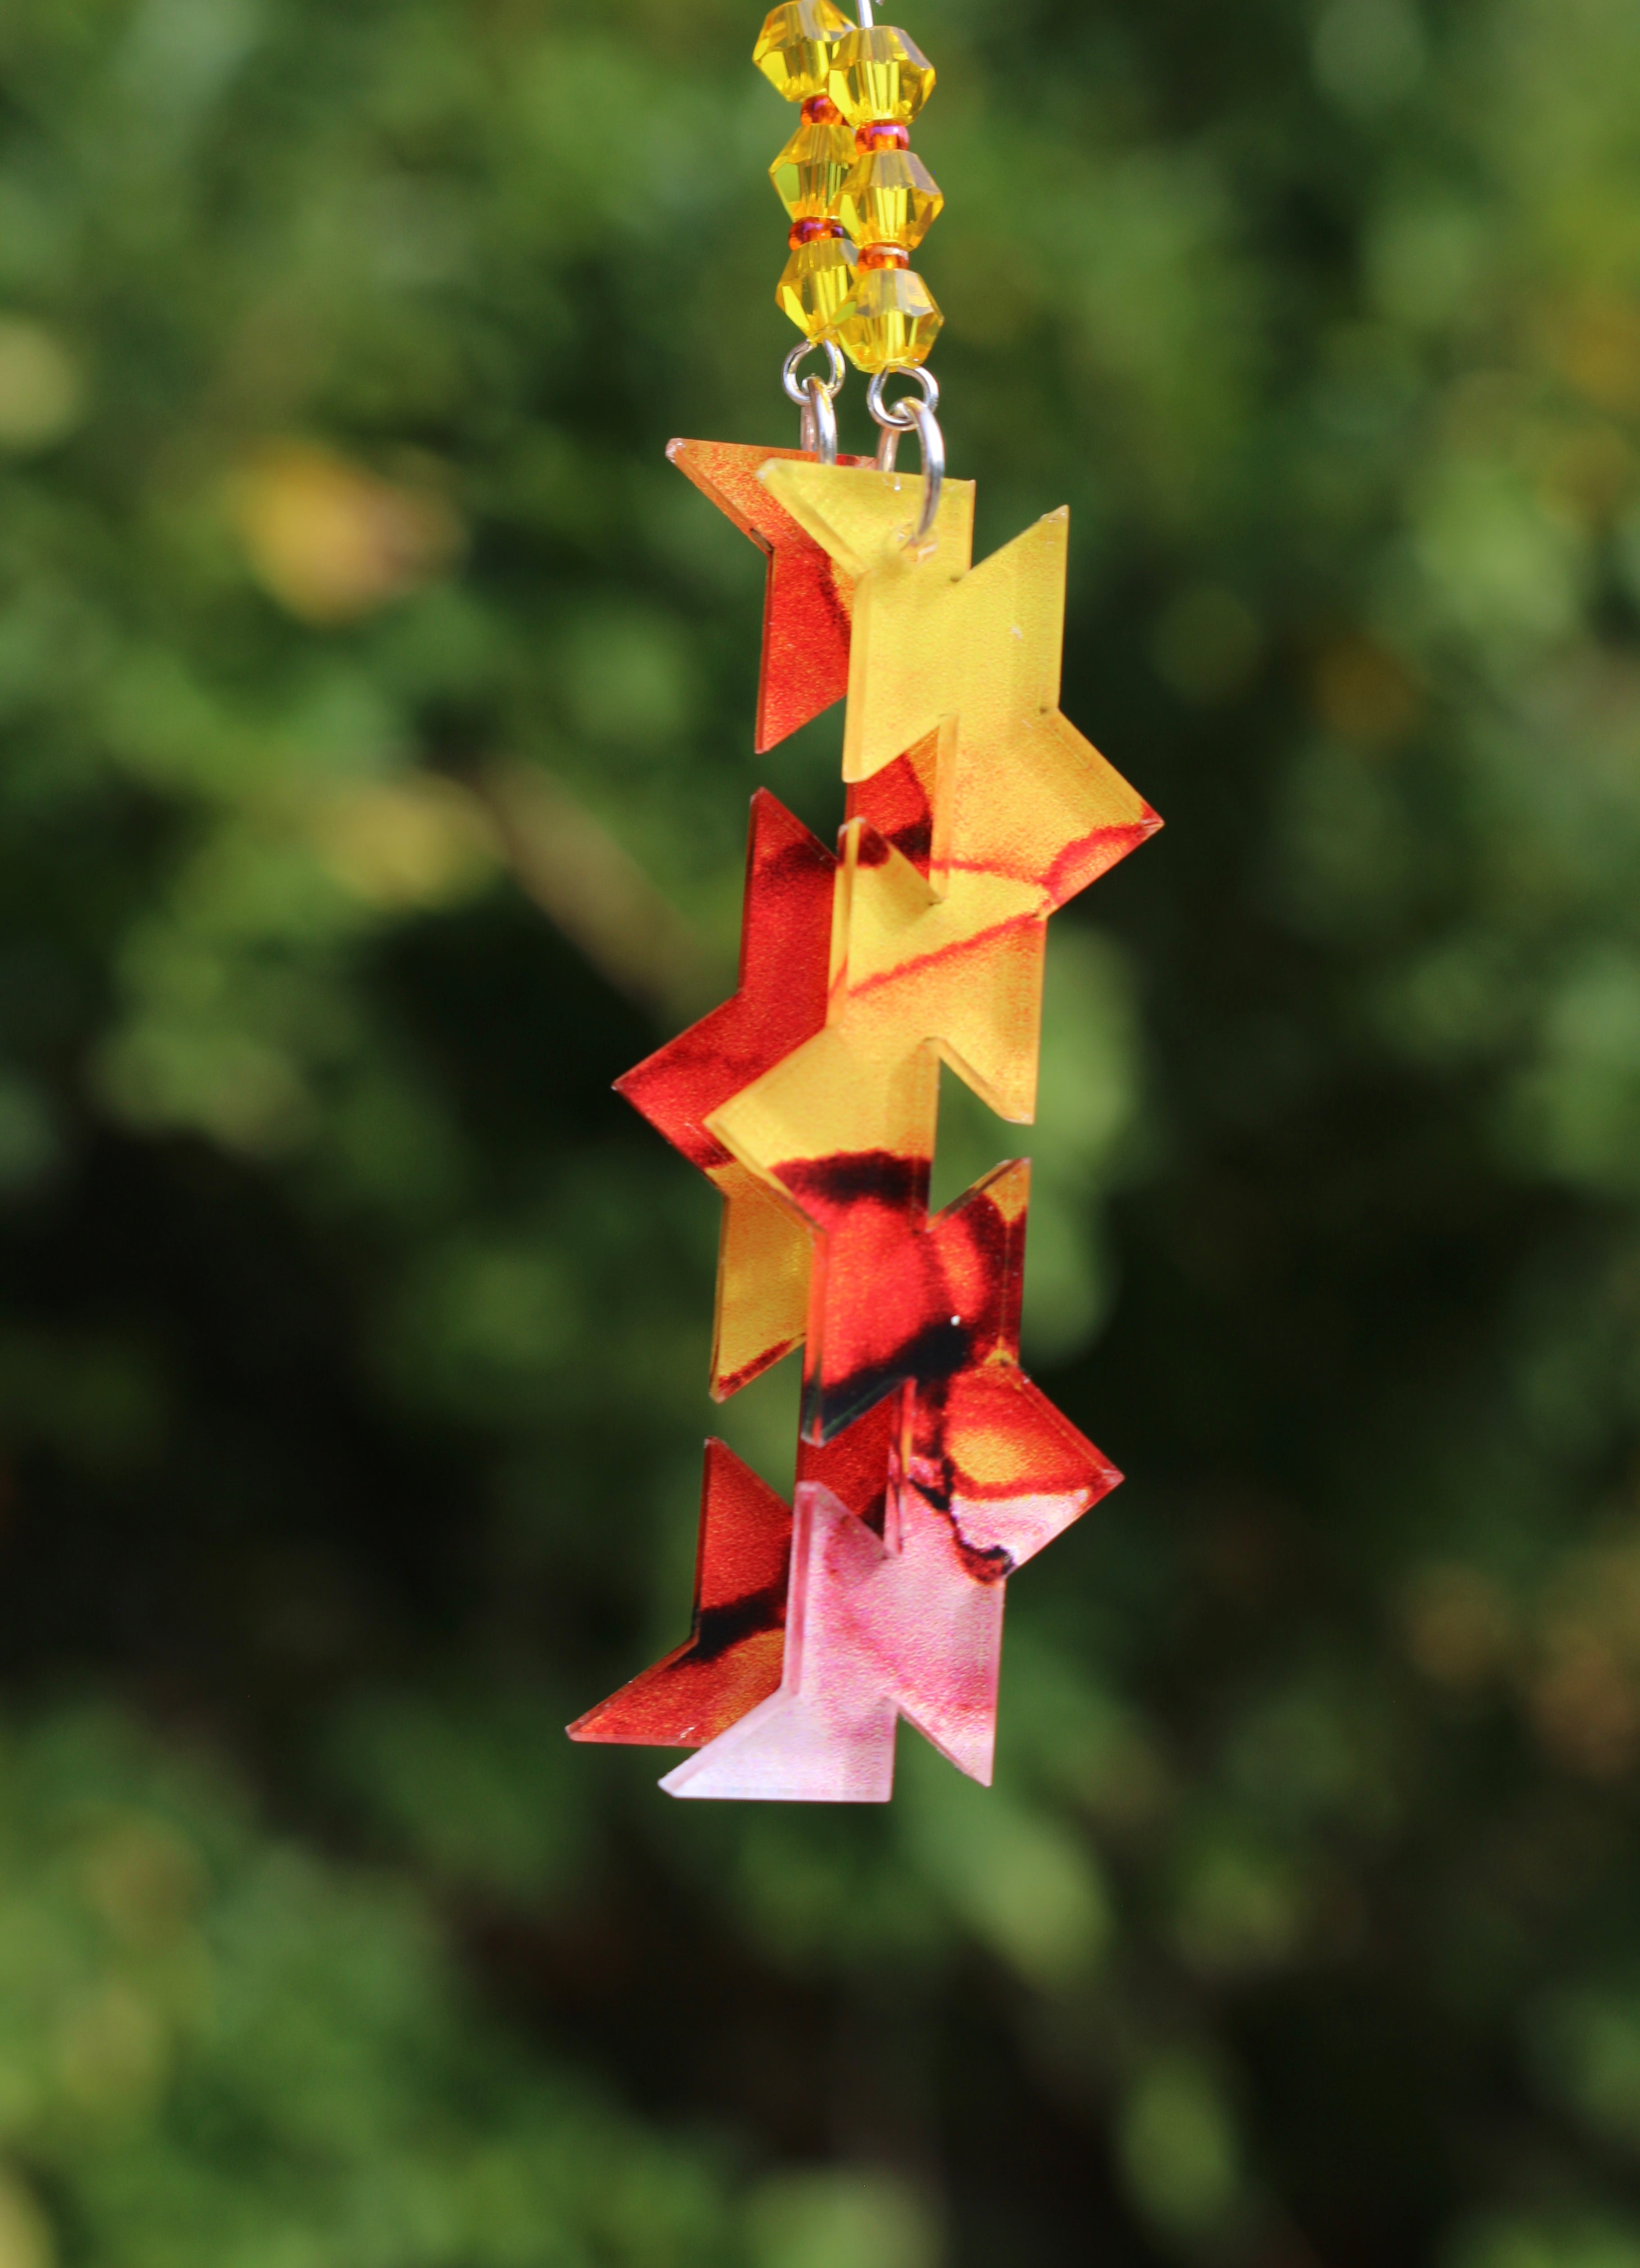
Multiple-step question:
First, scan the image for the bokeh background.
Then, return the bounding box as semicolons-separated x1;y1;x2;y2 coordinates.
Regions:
0;0;1638;2259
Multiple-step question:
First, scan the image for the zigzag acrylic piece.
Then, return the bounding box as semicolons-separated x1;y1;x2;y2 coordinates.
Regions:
569;447;1160;1802
668;440;871;756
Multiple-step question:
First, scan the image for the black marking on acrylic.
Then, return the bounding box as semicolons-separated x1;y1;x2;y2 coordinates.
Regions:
781;1148;931;1211
688;1580;788;1664
809;1315;971;1446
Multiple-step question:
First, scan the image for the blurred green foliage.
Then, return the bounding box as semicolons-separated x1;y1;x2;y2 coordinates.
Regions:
0;0;1638;2259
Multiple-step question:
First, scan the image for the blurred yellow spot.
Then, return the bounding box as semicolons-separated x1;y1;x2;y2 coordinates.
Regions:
1528;1630;1640;1779
1515;1533;1640;1777
1402;1563;1515;1688
1442;369;1535;453
311;778;500;910
0;319;85;453
1542;295;1640;418
1538;423;1637;524
80;1817;204;1952
230;441;462;624
55;1980;166;2112
1313;635;1422;744
0;2170;54;2268
476;761;707;1013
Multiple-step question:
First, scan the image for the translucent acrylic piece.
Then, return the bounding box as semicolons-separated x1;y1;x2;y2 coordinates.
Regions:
705;482;1161;1411
568;1440;791;1747
664;1360;1121;1803
927;1362;1122;1573
617;789;834;1397
845;723;940;875
572;1399;903;1757
578;448;1160;1804
667;438;869;754
712;1161;812;1400
663;1476;917;1803
797;1156;1030;1445
617;789;835;1178
760;457;1161;828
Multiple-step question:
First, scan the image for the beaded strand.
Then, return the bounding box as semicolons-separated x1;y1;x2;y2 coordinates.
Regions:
754;1;943;377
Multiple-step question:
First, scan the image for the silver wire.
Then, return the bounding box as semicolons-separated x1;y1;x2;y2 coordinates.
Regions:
800;373;840;464
868;387;944;546
867;363;941;430
782;337;845;408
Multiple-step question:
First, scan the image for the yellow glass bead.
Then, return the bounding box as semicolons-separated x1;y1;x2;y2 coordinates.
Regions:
770;116;858;219
777;235;860;339
836;264;943;371
826;26;936;129
753;1;853;103
835;148;943;249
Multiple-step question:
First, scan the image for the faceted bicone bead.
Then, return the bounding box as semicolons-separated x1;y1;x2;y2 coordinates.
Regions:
836;147;943;249
754;0;853;102
836;264;943;370
770;115;859;218
826;26;936;128
777;234;860;338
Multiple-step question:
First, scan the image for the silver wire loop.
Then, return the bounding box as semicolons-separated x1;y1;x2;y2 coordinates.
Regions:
782;338;845;409
867;364;941;432
800;373;839;465
871;395;944;548
783;339;845;463
867;366;944;542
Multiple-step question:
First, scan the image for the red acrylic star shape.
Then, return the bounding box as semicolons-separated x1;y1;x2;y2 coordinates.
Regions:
668;439;871;755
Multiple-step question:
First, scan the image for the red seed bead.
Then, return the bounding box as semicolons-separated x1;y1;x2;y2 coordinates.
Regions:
855;120;910;151
789;215;846;247
802;93;842;123
857;241;910;269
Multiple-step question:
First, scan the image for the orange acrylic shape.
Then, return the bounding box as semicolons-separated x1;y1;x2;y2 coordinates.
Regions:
617;789;832;1399
668;439;872;755
567;1438;791;1748
569;446;1161;1802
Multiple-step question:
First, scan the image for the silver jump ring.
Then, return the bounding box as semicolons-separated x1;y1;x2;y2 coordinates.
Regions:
800;373;839;465
872;396;944;548
867;364;941;431
782;338;845;409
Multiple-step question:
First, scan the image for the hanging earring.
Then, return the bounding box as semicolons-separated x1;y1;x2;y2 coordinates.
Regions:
569;0;1162;1803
